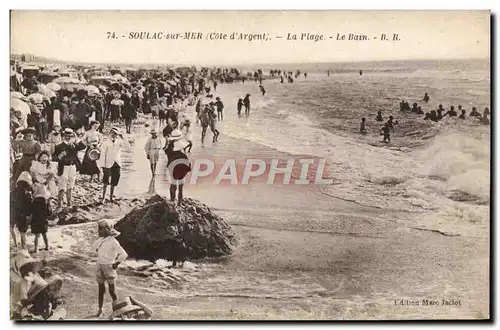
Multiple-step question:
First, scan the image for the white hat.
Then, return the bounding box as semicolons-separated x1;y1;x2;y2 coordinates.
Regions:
172;139;189;152
63;128;75;136
168;129;183;141
110;127;121;135
110;297;144;319
13;250;42;277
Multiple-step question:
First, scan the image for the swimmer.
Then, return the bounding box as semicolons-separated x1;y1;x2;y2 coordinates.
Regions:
359;118;367;135
386;116;396;131
423;92;430;103
381;123;391;143
429;110;438;122
480;107;490;125
376;110;383;122
470;107;481;117
411;103;419;113
237;98;243;116
417;106;424;114
436;108;443;120
443;105;457;117
458;109;466;119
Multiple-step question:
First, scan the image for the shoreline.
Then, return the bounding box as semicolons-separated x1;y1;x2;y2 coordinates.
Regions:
11;83;489;320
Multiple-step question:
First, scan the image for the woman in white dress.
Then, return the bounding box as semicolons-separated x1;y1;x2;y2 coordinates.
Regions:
30;150;57;201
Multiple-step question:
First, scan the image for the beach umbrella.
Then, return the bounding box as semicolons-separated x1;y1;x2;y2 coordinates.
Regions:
86;85;100;95
38;87;57;100
10;91;26;100
46;82;61;91
10;98;31;114
28;93;44;104
54;77;81;84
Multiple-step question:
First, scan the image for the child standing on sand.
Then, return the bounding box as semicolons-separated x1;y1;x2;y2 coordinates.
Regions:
92;220;128;318
30;184;52;254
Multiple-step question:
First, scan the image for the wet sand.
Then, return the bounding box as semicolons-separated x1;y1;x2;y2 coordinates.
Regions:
16;93;489;320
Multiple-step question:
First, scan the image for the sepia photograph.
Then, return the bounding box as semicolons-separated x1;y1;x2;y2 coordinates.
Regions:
8;10;490;321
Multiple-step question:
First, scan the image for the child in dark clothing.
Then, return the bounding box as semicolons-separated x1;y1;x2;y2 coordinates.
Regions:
10;172;33;250
31;184;52;254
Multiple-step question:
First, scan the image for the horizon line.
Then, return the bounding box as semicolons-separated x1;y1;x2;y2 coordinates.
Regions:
11;53;489;67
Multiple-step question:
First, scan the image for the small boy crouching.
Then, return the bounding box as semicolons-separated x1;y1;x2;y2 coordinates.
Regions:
92;220;128;317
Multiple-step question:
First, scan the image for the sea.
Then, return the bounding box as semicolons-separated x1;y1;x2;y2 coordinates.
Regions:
214;59;490;237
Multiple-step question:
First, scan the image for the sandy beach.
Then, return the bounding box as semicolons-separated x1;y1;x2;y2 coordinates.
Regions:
17;85;488;320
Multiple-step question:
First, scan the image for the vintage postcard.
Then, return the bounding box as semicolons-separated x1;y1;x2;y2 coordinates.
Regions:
9;10;490;321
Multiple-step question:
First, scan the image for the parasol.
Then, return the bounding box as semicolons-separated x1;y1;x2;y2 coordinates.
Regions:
45;82;61;92
10;98;31;115
86;85;100;95
10;91;26;100
54;77;82;84
38;86;57;100
28;93;44;104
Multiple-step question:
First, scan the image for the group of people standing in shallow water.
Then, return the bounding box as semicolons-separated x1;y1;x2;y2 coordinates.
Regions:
360;92;490;143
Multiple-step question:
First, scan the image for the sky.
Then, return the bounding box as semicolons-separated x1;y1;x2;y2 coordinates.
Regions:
10;10;490;65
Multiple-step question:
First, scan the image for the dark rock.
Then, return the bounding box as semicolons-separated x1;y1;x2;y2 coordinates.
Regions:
115;195;237;262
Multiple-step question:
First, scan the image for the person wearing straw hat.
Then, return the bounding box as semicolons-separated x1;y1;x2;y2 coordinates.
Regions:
10;172;33;250
92;220;128;318
108;296;153;320
10;250;42;318
19;274;64;320
144;128;163;177
165;129;191;204
52;128;87;211
99;127;130;203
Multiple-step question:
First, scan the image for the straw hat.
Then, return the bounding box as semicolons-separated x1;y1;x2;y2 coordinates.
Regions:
97;220;120;237
16;171;33;187
13;250;42;278
110;297;143;319
110;127;121;135
88;147;101;161
63;128;75;136
26;274;63;303
21;127;36;135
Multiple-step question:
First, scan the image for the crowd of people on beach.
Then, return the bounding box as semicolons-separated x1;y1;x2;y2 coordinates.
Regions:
9;60;270;320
